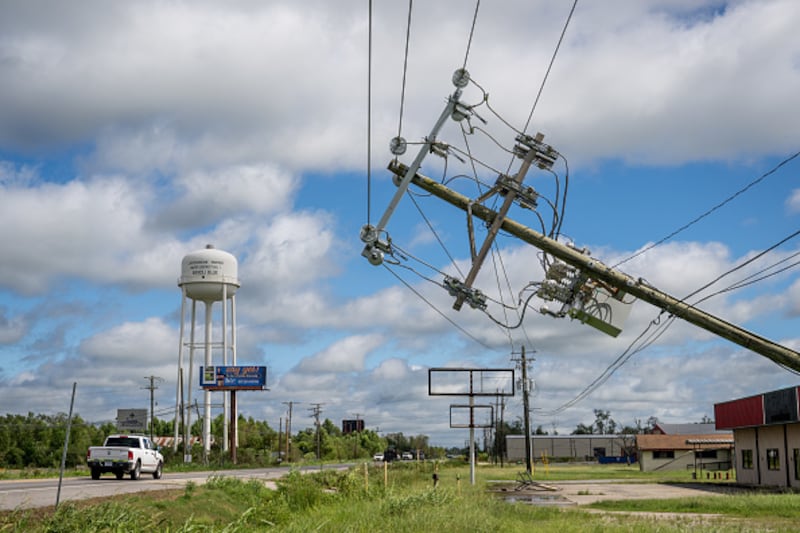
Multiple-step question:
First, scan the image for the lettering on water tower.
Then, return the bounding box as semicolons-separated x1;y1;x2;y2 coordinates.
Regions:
188;259;224;278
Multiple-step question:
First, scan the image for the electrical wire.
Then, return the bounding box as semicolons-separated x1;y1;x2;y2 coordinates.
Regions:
614;149;800;268
407;191;465;279
542;229;800;415
520;0;579;135
462;0;481;71
397;0;414;141
383;263;496;350
366;0;373;225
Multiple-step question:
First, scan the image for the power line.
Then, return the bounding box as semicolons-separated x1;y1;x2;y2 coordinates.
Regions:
543;228;800;415
366;0;373;225
397;0;414;141
461;0;481;71
382;263;496;350
614;149;800;268
520;0;579;136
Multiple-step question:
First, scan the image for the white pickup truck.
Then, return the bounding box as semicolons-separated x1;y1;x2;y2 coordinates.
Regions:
86;434;164;480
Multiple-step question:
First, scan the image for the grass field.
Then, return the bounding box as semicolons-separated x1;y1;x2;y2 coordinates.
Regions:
2;461;798;532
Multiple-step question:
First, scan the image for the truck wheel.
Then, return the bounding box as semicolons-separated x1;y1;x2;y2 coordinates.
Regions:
130;460;141;480
91;468;101;480
115;471;124;480
152;461;163;479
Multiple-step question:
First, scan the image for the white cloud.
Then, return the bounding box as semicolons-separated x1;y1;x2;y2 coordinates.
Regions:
0;1;799;447
295;334;383;374
787;189;800;214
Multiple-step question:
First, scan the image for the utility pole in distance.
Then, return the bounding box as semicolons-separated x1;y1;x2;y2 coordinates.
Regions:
352;413;363;458
282;401;297;462
512;348;535;474
310;403;324;461
142;376;164;440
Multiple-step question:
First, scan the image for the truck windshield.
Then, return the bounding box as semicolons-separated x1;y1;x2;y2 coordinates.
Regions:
105;437;141;448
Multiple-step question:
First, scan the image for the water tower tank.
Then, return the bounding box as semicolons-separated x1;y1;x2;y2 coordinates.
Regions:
179;244;240;301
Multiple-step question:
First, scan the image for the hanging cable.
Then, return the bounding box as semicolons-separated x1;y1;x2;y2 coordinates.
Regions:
678;228;800;306
397;0;414;141
521;0;578;135
383;263;496;350
407;192;465;279
366;0;373;225
462;0;481;71
614;149;800;268
542;229;800;415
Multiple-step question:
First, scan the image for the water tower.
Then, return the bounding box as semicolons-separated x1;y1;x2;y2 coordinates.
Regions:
173;244;240;461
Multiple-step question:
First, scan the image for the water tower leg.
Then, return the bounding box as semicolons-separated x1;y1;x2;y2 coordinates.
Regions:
186;299;197;462
203;300;213;462
174;292;186;452
222;284;229;453
231;294;239;449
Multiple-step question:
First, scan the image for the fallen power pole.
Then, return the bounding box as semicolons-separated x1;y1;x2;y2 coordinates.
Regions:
387;160;800;373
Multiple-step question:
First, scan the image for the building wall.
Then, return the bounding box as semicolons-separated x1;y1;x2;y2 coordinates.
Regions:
506;435;630;462
789;424;800;489
757;425;786;487
733;428;758;486
638;449;732;473
638;449;694;472
733;423;800;488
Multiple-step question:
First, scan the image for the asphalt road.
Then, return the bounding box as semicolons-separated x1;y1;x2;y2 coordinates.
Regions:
0;465;339;511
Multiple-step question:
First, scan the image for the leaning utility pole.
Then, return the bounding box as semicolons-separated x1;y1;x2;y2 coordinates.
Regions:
386;161;800;373
142;376;164;440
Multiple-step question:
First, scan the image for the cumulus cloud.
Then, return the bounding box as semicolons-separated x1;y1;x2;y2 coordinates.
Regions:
1;1;799;446
294;334;383;374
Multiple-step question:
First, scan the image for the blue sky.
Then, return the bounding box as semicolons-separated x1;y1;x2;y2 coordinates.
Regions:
1;0;800;448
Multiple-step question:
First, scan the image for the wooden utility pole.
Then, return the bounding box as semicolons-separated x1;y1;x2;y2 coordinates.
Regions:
388;161;800;372
282;401;296;462
310;403;324;461
517;348;533;474
142;376;163;440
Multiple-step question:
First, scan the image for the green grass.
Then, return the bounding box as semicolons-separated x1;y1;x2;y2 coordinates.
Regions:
1;462;797;532
590;492;800;519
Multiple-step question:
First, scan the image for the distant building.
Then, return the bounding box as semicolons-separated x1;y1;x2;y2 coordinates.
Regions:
636;433;733;473
715;385;800;488
506;434;634;462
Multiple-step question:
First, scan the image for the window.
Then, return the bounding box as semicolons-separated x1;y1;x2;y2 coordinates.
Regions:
767;448;780;471
794;449;799;481
652;450;674;459
696;450;718;459
741;449;753;469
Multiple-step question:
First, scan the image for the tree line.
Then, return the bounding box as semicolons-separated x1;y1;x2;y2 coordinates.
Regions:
0;412;442;469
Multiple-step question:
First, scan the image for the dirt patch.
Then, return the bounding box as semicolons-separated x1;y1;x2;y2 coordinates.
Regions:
491;479;747;506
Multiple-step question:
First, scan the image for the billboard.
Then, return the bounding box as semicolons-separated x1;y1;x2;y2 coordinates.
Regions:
342;419;365;434
117;408;148;432
200;366;267;390
449;404;494;429
428;368;515;396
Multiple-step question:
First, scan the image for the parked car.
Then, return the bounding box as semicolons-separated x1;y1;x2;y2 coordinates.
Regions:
401;452;414;460
373;453;384;461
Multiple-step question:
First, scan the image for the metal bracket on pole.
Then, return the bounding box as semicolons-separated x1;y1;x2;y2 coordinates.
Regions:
452;136;541;310
361;70;470;266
